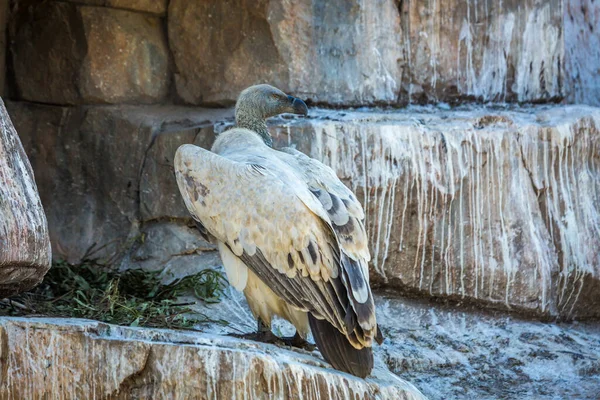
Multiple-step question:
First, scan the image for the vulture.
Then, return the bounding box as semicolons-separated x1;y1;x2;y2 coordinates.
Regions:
174;84;381;378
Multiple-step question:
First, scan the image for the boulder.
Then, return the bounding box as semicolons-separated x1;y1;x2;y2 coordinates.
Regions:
0;98;50;297
7;0;600;107
167;0;403;106
9;2;170;104
0;317;426;400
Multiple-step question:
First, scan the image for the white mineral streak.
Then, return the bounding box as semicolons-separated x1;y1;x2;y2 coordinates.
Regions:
0;97;50;288
514;3;561;102
407;0;563;103
564;0;600;106
273;105;600;317
269;0;402;105
0;317;426;400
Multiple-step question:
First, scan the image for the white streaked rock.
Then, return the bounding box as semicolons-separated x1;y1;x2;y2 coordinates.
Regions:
0;317;425;400
0;98;50;297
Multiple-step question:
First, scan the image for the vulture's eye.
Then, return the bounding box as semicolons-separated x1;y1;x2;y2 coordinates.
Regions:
271;94;279;100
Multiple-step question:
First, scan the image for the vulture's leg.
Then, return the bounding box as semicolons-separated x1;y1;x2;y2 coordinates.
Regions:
230;321;315;350
257;320;316;351
229;319;279;343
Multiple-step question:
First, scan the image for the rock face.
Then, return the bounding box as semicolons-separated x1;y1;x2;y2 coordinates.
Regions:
166;0;600;106
400;0;563;104
270;106;600;319
168;0;403;106
564;0;600;105
8;103;600;318
0;98;50;297
9;2;170;104
0;317;425;400
7;102;231;263
6;0;600;106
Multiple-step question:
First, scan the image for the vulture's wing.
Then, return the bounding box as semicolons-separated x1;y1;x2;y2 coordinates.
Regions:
277;147;370;265
175;144;375;347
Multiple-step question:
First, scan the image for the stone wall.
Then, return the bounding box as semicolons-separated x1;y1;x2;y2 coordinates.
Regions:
6;0;600;106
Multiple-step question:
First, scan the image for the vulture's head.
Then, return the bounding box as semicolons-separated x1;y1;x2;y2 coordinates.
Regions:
236;84;308;122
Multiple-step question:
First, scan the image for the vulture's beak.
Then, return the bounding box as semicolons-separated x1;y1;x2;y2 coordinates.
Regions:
287;95;308;116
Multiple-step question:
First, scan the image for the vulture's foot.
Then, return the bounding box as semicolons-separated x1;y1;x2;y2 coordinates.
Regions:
230;321;315;351
230;330;282;344
280;332;316;351
229;320;285;345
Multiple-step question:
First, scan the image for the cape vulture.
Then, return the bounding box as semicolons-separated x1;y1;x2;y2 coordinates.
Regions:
174;84;382;378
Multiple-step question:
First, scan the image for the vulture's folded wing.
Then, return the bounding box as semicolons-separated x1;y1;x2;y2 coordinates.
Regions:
278;147;370;271
174;144;375;346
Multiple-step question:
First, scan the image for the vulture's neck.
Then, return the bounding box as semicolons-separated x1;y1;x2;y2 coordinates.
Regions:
236;112;273;148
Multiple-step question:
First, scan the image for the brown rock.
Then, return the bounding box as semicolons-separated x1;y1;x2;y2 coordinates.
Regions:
139;115;228;221
168;0;403;106
9;103;151;263
8;102;231;264
0;318;425;399
0;98;50;298
9;2;170;104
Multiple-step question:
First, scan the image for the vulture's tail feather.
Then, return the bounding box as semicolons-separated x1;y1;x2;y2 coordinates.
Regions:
309;314;373;378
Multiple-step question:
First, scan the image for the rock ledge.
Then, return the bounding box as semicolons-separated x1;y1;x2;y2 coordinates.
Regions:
0;317;425;400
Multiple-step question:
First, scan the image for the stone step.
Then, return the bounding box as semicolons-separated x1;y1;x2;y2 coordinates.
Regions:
0;317;425;400
7;102;600;318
